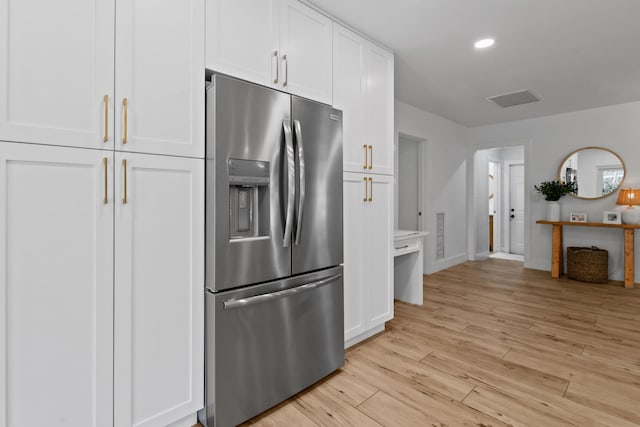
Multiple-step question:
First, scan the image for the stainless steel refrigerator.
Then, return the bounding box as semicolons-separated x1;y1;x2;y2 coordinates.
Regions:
200;74;344;427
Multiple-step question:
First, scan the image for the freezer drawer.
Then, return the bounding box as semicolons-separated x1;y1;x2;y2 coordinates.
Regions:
201;266;344;427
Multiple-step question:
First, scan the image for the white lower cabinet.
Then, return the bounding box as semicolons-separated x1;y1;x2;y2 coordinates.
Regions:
114;152;204;427
0;142;204;427
0;142;114;426
343;172;393;346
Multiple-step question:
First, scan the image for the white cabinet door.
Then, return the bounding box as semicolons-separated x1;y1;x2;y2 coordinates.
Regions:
279;0;333;104
116;0;205;158
367;175;394;324
114;153;204;427
333;25;367;174
0;0;115;150
0;142;114;427
365;42;394;176
343;173;368;342
206;0;279;88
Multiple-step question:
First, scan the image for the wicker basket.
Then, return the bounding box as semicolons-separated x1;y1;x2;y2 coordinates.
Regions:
566;246;608;283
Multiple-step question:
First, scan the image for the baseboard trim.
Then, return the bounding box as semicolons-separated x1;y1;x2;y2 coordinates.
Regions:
344;324;385;349
475;251;490;260
166;413;197;427
431;253;468;273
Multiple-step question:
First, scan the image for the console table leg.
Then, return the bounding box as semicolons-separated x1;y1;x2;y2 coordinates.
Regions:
551;224;562;278
624;229;634;288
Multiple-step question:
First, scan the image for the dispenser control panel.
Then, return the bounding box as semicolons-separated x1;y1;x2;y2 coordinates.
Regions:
228;158;270;186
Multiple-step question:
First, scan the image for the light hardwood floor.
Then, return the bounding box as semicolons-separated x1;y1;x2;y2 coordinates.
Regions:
212;259;640;426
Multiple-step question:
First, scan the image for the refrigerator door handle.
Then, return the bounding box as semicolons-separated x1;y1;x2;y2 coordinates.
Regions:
293;120;306;245
283;120;296;247
223;273;342;310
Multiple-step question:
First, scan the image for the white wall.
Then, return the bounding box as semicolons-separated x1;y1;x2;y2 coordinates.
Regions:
395;101;468;274
469;101;640;282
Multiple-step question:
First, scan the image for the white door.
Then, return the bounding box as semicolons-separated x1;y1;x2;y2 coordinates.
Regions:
279;0;333;104
365;42;394;176
0;142;114;427
116;0;205;158
343;173;368;342
333;25;367;173
206;0;279;87
398;136;420;230
0;0;115;150
368;175;394;325
509;164;525;255
114;153;204;427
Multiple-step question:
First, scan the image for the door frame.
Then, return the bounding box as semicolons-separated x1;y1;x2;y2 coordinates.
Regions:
396;132;426;232
488;160;501;253
505;161;524;254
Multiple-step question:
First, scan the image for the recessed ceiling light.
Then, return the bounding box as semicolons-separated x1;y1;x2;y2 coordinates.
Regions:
474;38;495;49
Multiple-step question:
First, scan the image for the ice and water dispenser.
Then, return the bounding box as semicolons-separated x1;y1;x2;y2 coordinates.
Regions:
228;158;270;239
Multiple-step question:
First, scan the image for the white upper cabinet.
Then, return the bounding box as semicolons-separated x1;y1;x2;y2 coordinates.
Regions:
0;142;114;427
333;25;394;175
333;24;367;173
116;0;204;158
365;42;394;175
279;0;333;104
0;0;204;158
114;152;204;427
206;0;279;87
0;0;115;150
206;0;332;104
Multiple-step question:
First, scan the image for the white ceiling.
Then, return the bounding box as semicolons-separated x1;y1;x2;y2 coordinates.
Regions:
308;0;640;127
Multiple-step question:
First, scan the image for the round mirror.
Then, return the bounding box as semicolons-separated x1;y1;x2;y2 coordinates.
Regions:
558;147;625;199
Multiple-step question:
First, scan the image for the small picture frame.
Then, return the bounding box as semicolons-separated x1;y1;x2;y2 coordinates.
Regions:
570;212;587;223
603;211;621;224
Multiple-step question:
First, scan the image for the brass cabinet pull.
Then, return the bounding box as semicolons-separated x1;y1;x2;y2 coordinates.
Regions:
273;50;279;84
363;144;368;169
103;157;108;204
282;54;288;87
368;145;373;170
122;159;128;204
368;177;373;202
363;177;368;202
122;98;128;144
103;95;109;142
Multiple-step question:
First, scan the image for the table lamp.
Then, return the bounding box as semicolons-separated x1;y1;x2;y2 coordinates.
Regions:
616;188;640;224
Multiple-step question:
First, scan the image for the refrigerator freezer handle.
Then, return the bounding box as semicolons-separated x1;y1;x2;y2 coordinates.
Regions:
293;120;306;246
223;273;342;310
283;120;295;247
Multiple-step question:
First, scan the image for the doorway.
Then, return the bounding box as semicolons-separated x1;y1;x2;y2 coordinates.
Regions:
398;135;423;231
473;146;525;262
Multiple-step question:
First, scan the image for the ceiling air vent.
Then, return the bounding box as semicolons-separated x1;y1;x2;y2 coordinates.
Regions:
487;90;541;108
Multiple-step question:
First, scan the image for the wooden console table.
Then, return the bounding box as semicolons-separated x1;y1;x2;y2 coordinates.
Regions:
536;220;640;288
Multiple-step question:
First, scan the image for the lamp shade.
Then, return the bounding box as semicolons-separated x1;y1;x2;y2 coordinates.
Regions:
616;188;640;206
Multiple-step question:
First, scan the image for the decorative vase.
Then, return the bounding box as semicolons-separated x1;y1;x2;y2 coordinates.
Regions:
546;201;560;222
621;206;640;224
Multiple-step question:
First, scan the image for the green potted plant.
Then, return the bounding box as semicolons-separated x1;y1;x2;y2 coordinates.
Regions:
534;180;577;221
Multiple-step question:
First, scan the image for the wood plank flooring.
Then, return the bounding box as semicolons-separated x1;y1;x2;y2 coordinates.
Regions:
227;259;640;426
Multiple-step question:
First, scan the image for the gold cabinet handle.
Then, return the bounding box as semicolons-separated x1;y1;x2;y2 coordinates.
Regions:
282;54;288;87
363;144;368;169
273;50;279;84
122;159;128;204
103;157;108;204
368;177;373;202
122;98;128;144
103;95;109;142
363;177;368;202
368;145;373;170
